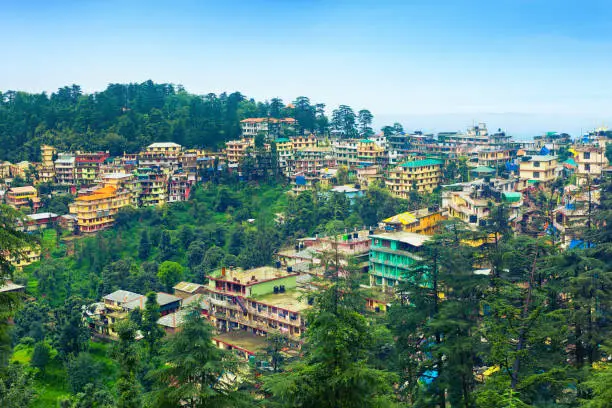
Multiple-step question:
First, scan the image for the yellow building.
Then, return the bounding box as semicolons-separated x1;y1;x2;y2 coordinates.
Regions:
0;161;10;179
519;155;558;186
572;145;609;185
225;139;253;164
70;185;132;233
40;145;56;183
291;134;318;150
6;186;41;211
8;245;41;269
357;139;386;165
382;208;446;235
10;161;32;179
385;158;443;198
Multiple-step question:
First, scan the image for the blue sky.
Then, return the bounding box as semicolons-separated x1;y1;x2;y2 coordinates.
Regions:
2;0;612;136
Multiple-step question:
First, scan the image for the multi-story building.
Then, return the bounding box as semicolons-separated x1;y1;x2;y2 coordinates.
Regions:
477;149;511;168
5;186;40;211
0;161;10;180
55;153;76;185
385;158;443;198
240;118;297;139
10;161;32;179
288;146;335;177
381;208;446;235
101;172;140;206
87;290;182;338
69;185;132;233
137;168;168;206
39;145;56;183
332;139;359;167
274;138;294;173
357;139;386;166
368;231;430;290
573;145;609;185
75;151;110;186
226;139;253;164
139;142;182;170
438;123;511;149
206;266;309;348
519;155;558;186
8;245;41;269
168;173;193;203
442;178;523;228
290;134;318;150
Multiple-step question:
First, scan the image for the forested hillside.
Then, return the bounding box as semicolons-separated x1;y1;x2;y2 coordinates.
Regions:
0;81;331;162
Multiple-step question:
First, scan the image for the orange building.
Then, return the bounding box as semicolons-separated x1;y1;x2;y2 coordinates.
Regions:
69;186;132;233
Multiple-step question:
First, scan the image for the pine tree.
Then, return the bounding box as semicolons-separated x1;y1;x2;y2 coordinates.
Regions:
138;229;151;260
147;309;247;407
141;292;164;357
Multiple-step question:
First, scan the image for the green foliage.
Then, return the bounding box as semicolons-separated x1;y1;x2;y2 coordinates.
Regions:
141;292;165;357
30;341;51;372
66;352;101;394
0;362;35;408
264;255;398;407
147;309;247;407
157;261;183;292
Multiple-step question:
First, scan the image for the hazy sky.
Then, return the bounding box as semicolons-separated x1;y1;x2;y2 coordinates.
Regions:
2;0;612;136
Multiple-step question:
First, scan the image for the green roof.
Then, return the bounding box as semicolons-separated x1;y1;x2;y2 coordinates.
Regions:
275;138;290;143
400;159;444;168
471;166;495;173
502;192;522;202
360;139;374;143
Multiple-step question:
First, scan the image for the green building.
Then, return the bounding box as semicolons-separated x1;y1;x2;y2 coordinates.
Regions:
368;231;431;289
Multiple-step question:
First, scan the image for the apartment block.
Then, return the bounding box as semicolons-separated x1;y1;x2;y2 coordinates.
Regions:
519;155;558;186
5;186;40;211
136;168;168;206
573;145;609;185
75;151;109;186
385;158;443;198
368;231;430;289
39;145;56;183
69;185;132;233
206;266;309;347
55;153;76;185
139;142;182;170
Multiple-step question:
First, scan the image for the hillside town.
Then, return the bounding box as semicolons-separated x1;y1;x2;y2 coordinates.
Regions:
3;120;611;360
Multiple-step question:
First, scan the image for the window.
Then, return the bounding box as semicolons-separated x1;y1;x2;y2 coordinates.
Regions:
533;171;540;178
533;161;540;167
585;164;591;171
584;152;591;160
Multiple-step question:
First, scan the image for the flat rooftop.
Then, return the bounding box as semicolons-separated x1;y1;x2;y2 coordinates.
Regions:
209;266;296;285
369;231;431;247
251;289;310;312
213;330;268;354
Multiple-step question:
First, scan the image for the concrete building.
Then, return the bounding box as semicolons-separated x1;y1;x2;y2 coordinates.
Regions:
225;139;253;164
385;158;443;198
139;142;182;170
75;151;109;186
206;266;308;347
357;139;386;166
55;153;76;185
573;145;609;185
136;168;168;206
40;145;56;183
5;186;40;211
368;231;431;289
240;117;297;139
519;155;558;186
381;208;446;235
69;185;132;233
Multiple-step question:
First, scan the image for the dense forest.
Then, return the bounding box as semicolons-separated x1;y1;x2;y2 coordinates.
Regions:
0;81;379;162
